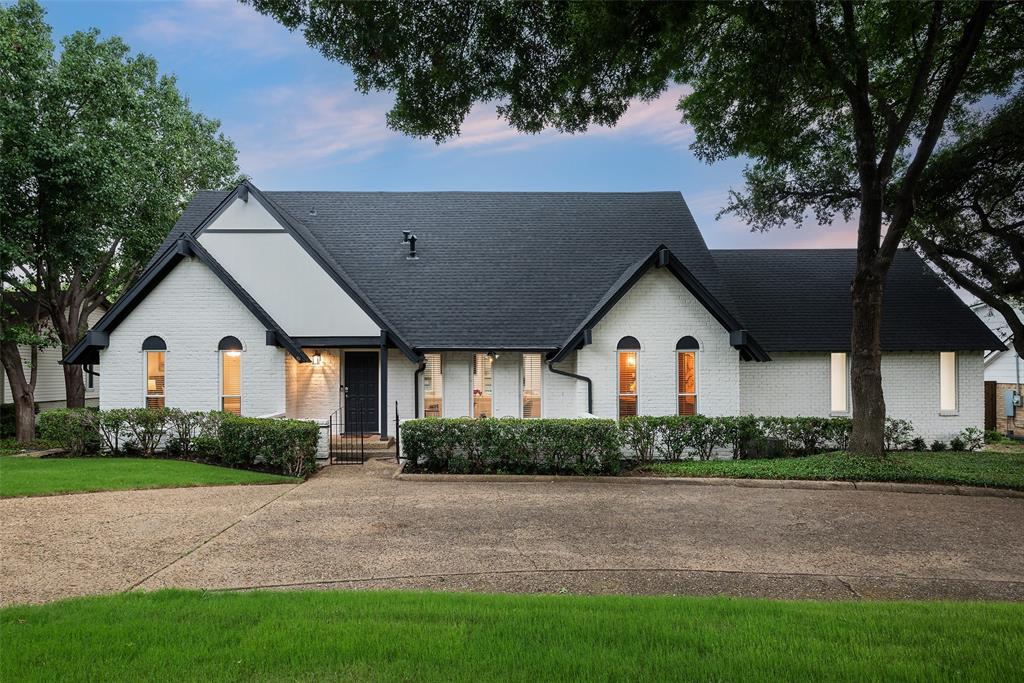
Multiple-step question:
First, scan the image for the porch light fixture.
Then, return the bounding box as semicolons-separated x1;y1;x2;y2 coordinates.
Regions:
312;349;323;366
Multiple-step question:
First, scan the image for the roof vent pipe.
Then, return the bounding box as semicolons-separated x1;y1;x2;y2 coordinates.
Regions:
309;206;317;216
403;231;418;259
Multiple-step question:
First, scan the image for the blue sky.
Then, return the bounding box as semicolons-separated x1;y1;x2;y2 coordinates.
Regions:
40;0;858;249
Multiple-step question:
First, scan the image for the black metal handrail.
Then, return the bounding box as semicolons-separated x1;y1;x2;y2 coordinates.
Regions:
328;396;375;464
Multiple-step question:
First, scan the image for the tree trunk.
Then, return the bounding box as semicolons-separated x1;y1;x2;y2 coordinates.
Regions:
849;264;887;456
1;342;37;443
63;363;86;408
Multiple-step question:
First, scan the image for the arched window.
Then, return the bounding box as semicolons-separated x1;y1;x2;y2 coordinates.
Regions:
142;337;166;409
616;337;639;419
676;337;699;415
218;336;242;415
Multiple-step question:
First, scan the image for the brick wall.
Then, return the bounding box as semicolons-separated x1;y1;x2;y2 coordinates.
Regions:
285;348;340;421
577;268;740;418
740;350;985;442
100;258;286;416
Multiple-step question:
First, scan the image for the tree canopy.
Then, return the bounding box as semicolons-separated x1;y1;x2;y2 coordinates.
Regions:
1;0;241;426
249;0;1024;454
910;91;1024;356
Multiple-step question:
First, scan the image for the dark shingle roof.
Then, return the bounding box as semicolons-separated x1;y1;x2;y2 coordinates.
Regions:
711;249;1003;352
154;190;739;349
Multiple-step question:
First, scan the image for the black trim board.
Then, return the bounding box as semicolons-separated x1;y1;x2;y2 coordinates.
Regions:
293;336;382;347
62;236;309;365
193;181;419;363
550;245;770;363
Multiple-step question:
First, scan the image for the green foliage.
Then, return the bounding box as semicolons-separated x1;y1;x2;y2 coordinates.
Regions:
646;450;1024;491
931;440;948;452
950;436;966;451
959;427;985;451
910;437;928;451
94;408;130;456
164;409;208;459
1;0;241;393
122;408;170;457
985;429;1010;444
883;418;915;452
216;415;319;477
36;408;99;456
0;402;38;438
401;417;622;475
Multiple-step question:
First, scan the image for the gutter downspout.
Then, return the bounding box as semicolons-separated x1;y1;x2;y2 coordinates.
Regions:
413;357;426;418
547;360;593;415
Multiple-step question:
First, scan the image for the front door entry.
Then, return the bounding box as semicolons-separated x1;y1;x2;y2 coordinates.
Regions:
343;351;379;434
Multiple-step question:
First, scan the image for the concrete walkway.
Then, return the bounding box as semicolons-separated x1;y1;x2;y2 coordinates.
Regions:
2;458;1023;605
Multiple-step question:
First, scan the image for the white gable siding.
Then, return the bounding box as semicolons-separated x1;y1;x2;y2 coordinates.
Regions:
209;196;287;231
577;268;740;418
3;308;103;407
739;351;985;442
197;200;379;337
985;350;1022;384
99;258;286;416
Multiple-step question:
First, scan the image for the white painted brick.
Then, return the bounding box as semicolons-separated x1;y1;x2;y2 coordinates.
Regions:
100;258;286;416
578;268;740;418
740;351;985;442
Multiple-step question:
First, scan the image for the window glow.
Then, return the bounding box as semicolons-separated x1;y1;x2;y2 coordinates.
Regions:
618;351;638;419
472;353;493;418
423;353;443;417
221;350;241;415
940;352;957;412
677;351;697;415
522;353;542;418
145;351;165;409
830;353;848;413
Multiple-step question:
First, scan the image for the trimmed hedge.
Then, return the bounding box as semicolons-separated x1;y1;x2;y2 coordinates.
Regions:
401;413;972;474
401;417;622;475
218;416;320;477
33;408;319;477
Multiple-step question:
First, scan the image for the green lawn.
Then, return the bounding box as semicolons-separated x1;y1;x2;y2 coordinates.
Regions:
2;590;1021;682
643;450;1024;490
0;457;298;498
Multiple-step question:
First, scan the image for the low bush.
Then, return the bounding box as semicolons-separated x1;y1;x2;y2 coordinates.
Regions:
910;436;928;451
165;409;209;459
931;440;947;452
217;415;319;477
37;409;100;456
401;418;622;475
884;418;915;452
959;427;985;451
95;408;131;456
949;436;966;451
123;408;170;457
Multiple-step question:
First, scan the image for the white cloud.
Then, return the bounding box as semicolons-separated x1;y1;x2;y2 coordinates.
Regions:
131;0;302;59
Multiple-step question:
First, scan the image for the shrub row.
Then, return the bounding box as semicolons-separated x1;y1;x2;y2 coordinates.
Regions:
401;415;986;473
401;418;622;475
37;408;319;477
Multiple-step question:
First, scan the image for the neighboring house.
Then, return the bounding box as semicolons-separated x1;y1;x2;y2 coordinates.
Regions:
970;301;1022;435
2;305;103;411
63;181;1001;449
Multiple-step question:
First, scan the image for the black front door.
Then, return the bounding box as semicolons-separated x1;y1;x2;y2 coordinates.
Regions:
344;351;379;433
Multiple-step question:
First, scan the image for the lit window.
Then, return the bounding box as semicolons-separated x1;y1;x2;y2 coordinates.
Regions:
676;337;699;415
142;336;166;409
617;337;640;419
423;353;443;417
830;352;848;413
219;336;242;415
940;352;957;413
522;353;542;418
472;353;493;418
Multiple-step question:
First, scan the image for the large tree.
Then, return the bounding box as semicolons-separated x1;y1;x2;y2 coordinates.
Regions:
1;0;241;431
248;0;1024;454
910;92;1024;356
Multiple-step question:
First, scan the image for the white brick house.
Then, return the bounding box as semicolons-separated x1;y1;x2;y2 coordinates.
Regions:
64;181;1002;446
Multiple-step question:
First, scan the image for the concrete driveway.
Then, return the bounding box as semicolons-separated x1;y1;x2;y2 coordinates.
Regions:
3;457;1023;605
